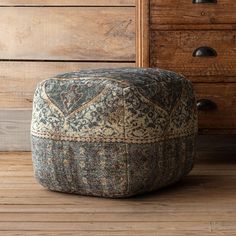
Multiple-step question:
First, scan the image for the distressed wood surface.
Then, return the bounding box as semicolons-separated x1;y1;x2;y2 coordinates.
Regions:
0;0;135;6
0;7;135;61
151;24;236;31
197;135;236;154
0;110;32;151
0;232;233;236
198;129;236;135
150;30;236;79
151;0;236;27
194;83;236;130
0;62;134;109
187;76;236;83
0;145;235;234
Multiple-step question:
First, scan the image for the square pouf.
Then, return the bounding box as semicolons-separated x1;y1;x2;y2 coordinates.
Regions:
31;68;198;198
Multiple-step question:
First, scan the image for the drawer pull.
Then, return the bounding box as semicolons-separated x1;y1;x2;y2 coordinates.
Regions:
197;99;217;111
193;46;217;57
192;0;217;3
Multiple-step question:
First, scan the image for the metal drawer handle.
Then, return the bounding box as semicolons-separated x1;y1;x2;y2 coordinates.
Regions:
197;99;217;111
193;46;217;57
192;0;217;3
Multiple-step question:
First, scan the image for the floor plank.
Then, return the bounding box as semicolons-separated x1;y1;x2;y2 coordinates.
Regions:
0;137;235;235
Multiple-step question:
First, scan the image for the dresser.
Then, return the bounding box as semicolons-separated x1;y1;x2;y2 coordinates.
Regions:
137;0;236;134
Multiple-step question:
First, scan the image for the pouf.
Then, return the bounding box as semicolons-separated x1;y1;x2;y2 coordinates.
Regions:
31;68;198;198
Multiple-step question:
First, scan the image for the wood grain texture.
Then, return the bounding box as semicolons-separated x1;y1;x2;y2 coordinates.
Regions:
194;83;236;130
150;30;236;79
136;0;150;67
0;0;135;6
188;76;236;83
0;145;235;235
0;62;134;109
151;0;236;27
198;129;236;135
0;232;233;236
197;135;236;154
0;110;32;151
0;7;135;61
151;24;236;31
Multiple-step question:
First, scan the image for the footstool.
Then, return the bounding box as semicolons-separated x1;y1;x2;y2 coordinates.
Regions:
31;68;198;198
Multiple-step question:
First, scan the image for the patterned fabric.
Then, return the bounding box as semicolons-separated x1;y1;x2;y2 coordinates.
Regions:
31;68;198;198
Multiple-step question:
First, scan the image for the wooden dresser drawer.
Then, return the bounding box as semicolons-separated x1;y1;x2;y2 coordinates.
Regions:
150;30;236;81
151;0;236;27
0;0;135;6
0;7;135;61
194;83;236;131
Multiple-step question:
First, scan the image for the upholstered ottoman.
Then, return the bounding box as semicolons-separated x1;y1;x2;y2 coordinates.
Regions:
31;68;198;198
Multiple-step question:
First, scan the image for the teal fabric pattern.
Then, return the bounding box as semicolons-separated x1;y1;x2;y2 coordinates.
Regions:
31;68;198;198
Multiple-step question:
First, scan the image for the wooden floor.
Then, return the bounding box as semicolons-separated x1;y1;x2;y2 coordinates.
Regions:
0;136;236;236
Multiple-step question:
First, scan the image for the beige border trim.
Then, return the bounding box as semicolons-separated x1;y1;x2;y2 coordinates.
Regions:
31;128;198;144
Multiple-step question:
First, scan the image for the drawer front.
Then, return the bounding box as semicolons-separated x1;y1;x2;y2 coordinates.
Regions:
194;83;236;130
151;0;236;26
0;7;135;61
0;0;135;6
150;30;236;80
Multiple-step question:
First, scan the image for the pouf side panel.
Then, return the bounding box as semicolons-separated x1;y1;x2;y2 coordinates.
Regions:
31;78;126;143
122;77;197;144
122;71;197;196
31;136;128;198
126;134;196;196
168;79;198;136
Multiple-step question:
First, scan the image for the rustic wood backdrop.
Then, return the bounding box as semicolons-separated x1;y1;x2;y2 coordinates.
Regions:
0;0;136;151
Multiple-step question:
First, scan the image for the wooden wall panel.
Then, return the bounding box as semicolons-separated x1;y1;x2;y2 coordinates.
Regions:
0;109;32;151
0;7;135;61
0;62;135;109
0;0;135;6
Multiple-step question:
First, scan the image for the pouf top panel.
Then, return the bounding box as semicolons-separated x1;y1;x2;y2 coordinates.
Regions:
43;68;185;115
55;67;184;88
31;67;197;144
